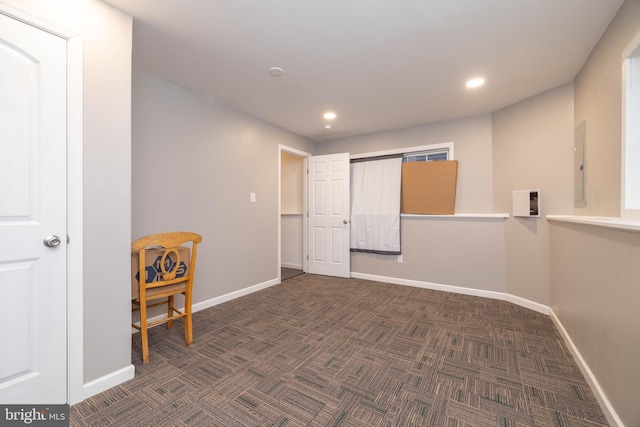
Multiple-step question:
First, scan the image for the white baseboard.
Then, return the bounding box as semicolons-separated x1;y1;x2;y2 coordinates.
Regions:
192;277;280;313
132;277;281;332
503;293;550;315
352;271;620;426
351;272;551;315
281;263;303;270
82;364;135;401
351;272;507;301
549;310;623;427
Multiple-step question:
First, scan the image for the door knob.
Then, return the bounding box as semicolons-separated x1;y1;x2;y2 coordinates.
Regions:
343;219;349;224
43;235;61;248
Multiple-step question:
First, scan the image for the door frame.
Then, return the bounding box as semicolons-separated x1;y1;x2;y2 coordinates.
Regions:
0;1;84;404
278;145;311;280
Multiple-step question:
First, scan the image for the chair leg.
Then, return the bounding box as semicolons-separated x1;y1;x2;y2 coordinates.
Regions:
185;292;193;345
139;300;149;364
167;296;174;330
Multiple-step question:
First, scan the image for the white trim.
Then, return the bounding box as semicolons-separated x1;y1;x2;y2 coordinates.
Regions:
549;311;623;427
504;293;550;315
547;215;640;233
82;365;135;400
349;142;455;161
0;2;76;39
621;28;640;59
192;277;280;313
133;277;281;333
621;31;640;221
281;263;303;270
350;272;510;306
280;145;312;158
351;272;548;315
66;34;84;405
401;213;509;220
0;1;84;405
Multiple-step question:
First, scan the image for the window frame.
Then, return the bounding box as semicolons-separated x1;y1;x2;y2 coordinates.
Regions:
621;30;640;220
350;142;454;162
402;149;449;162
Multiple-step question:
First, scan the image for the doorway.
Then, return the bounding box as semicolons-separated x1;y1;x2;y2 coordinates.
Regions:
278;147;352;281
279;146;310;281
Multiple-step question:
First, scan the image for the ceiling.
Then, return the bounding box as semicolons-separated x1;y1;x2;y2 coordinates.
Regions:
102;0;623;142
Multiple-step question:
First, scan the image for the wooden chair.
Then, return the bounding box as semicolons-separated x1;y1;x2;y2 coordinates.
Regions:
131;231;202;363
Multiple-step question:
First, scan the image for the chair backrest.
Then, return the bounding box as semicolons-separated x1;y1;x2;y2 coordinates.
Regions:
132;231;203;298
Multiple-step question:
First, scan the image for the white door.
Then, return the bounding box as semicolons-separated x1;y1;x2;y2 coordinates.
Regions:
0;13;68;403
308;153;350;278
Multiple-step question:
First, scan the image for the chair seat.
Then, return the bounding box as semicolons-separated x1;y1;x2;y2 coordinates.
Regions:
133;282;186;303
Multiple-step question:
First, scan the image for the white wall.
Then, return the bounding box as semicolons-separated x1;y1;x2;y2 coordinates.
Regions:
7;0;133;386
132;70;315;303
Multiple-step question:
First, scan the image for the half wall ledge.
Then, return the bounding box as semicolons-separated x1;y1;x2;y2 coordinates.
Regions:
401;213;509;221
547;215;640;233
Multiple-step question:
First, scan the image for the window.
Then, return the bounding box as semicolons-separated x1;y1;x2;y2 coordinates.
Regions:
622;31;640;220
350;142;456;216
403;148;449;163
350;142;454;162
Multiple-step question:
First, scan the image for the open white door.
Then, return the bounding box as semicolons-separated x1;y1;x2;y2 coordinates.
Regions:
0;12;68;403
307;153;350;278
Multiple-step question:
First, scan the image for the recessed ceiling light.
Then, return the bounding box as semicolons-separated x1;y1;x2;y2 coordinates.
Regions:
323;124;332;130
466;78;485;88
323;112;337;120
268;67;284;77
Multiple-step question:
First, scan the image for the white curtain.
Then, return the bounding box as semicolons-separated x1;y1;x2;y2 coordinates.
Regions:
350;157;402;254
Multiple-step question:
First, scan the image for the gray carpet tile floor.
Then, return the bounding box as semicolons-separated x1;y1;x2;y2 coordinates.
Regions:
71;274;608;426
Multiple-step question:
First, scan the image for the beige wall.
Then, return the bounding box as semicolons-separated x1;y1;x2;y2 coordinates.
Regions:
8;0;133;384
492;83;574;305
281;151;304;214
550;2;640;425
574;0;640;216
281;215;303;269
551;223;640;427
317;115;494;213
353;217;507;293
132;70;314;302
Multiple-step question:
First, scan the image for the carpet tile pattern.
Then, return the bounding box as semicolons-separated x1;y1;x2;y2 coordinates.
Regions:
70;274;608;426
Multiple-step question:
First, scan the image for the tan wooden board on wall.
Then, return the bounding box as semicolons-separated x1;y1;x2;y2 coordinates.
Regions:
401;160;458;215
